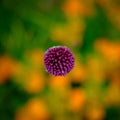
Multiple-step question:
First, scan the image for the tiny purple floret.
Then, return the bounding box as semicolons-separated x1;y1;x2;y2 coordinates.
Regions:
44;46;74;76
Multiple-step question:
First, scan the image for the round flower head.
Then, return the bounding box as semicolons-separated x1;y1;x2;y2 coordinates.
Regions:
44;46;74;76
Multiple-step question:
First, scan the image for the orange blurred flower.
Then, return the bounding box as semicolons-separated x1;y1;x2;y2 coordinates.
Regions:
62;0;86;17
70;59;86;82
69;88;86;112
0;55;16;84
49;76;69;90
97;0;120;30
15;98;49;120
85;105;105;120
95;39;120;62
25;71;45;93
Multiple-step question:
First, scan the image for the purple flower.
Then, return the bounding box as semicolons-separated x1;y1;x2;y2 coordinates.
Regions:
44;46;74;76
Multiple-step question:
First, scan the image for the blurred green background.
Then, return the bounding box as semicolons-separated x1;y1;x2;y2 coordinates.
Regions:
0;0;120;120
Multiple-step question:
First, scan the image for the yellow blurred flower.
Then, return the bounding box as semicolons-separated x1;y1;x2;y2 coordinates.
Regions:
25;49;44;68
86;55;106;82
15;98;49;120
104;83;120;106
51;19;84;47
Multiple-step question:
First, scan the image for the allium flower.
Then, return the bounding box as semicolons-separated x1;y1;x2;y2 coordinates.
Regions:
44;46;74;76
